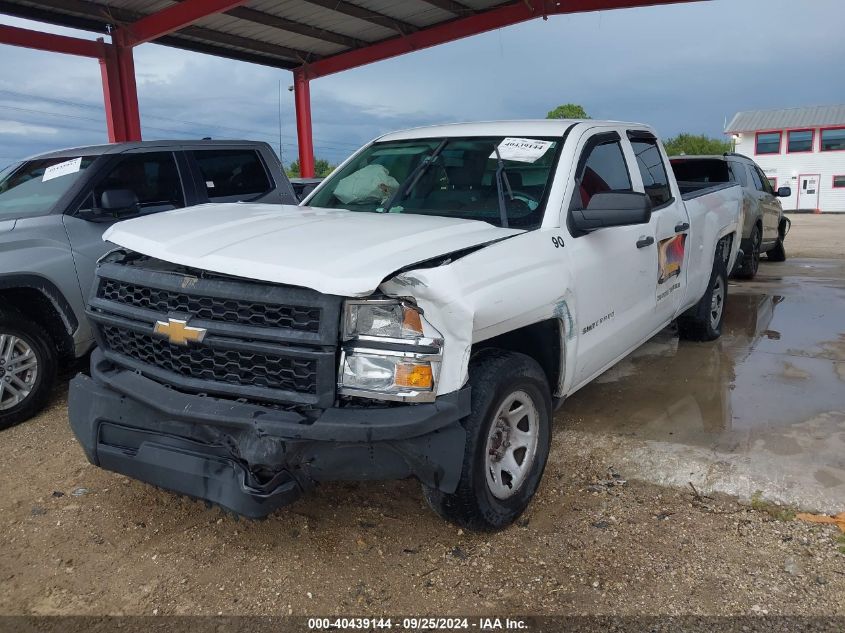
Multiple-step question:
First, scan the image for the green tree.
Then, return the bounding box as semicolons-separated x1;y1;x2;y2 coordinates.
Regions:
663;133;731;156
286;158;335;178
546;104;590;120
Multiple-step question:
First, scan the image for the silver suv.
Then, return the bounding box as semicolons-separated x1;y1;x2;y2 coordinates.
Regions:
0;140;295;428
670;153;790;279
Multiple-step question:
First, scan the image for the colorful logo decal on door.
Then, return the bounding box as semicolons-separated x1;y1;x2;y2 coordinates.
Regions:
658;234;686;285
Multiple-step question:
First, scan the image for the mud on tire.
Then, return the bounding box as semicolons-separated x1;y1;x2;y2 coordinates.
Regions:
423;349;552;531
767;220;787;262
734;224;760;280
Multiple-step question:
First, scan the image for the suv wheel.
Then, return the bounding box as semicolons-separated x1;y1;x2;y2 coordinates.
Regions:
0;309;57;430
423;350;552;531
767;220;787;262
678;252;728;342
734;224;760;279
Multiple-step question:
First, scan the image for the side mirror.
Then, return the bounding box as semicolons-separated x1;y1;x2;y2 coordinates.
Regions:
571;191;652;233
776;186;791;197
100;188;138;212
298;183;318;200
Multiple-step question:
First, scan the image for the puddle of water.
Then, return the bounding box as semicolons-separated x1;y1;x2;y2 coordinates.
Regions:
559;272;845;450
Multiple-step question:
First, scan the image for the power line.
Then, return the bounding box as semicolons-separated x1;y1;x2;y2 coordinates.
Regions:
0;88;363;151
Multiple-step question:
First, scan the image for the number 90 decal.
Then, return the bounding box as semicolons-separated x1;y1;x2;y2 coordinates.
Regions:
552;236;565;248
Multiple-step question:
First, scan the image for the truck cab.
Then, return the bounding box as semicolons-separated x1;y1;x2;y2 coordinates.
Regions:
0;140;295;428
68;121;741;530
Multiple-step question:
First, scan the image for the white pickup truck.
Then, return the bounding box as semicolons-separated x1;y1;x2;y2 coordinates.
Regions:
69;120;741;530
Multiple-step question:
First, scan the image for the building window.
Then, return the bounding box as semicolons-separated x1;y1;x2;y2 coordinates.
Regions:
833;175;845;189
755;131;781;154
787;129;813;153
820;128;845;152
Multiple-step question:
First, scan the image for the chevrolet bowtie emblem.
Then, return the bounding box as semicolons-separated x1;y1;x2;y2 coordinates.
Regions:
153;318;207;346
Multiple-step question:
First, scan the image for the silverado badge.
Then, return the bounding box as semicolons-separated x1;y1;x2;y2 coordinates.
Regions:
153;318;207;346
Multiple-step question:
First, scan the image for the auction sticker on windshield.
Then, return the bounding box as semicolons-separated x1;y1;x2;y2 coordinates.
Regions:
492;138;554;163
42;157;82;182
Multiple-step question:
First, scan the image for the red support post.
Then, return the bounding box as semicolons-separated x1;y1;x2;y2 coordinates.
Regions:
98;38;127;143
294;68;315;178
112;30;142;142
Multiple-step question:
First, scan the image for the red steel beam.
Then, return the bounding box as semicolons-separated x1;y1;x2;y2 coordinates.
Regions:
293;68;315;178
123;0;251;46
98;37;127;142
300;0;706;79
0;23;102;58
116;47;142;141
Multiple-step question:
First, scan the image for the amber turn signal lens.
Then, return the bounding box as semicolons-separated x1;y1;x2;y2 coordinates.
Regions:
402;307;424;336
394;362;433;389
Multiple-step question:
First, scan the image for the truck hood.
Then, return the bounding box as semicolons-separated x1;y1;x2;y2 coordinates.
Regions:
103;203;523;296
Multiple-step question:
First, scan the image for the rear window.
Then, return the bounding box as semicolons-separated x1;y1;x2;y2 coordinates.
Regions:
670;159;731;184
193;149;272;202
630;137;672;207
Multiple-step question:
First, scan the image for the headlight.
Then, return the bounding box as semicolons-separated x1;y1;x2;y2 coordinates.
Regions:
343;300;425;341
339;299;442;402
340;351;434;394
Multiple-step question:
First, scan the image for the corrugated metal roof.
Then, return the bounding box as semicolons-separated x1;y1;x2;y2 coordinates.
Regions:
0;0;508;69
726;105;845;133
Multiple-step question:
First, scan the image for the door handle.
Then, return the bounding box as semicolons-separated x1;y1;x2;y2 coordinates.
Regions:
674;222;689;233
636;236;655;249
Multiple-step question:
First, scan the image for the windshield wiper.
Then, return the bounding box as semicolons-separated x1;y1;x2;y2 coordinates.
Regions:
493;146;513;229
382;138;448;213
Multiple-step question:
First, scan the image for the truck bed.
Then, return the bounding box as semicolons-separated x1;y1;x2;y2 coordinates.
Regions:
680;181;742;309
677;180;736;200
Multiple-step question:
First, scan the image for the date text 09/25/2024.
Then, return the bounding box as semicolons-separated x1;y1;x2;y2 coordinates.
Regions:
307;617;529;630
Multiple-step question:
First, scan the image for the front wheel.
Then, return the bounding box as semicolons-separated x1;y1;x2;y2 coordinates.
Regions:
678;253;728;342
0;309;57;430
423;350;552;531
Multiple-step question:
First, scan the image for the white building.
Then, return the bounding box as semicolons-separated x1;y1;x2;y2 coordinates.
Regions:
725;105;845;213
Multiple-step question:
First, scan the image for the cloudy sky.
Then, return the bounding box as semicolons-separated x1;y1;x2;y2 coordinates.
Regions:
1;0;843;169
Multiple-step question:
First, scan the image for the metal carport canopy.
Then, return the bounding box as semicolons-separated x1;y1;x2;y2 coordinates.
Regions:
0;0;705;176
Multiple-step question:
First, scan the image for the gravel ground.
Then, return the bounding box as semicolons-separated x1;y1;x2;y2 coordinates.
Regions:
783;214;845;259
1;387;843;616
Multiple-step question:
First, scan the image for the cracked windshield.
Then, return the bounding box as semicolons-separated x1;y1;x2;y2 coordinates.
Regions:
307;136;561;229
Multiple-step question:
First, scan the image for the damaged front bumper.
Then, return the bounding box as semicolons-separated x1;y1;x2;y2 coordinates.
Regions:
68;350;469;518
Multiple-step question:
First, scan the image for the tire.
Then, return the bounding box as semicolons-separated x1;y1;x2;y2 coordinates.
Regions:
734;224;760;279
767;221;787;262
678;252;728;342
423;350;552;531
0;309;57;430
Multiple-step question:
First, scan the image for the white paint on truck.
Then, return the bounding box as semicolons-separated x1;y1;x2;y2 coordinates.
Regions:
105;120;740;400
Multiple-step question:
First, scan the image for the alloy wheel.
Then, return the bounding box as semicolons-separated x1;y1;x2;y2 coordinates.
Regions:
0;334;38;411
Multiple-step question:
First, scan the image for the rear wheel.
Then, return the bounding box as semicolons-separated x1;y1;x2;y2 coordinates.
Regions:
734;224;760;279
767;220;787;262
0;309;57;430
678;253;728;342
423;350;552;531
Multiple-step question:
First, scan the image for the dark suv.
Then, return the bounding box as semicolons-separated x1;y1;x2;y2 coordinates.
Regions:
0;140;296;428
670;153;790;279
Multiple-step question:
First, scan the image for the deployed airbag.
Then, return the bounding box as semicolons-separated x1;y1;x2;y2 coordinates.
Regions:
333;164;399;204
